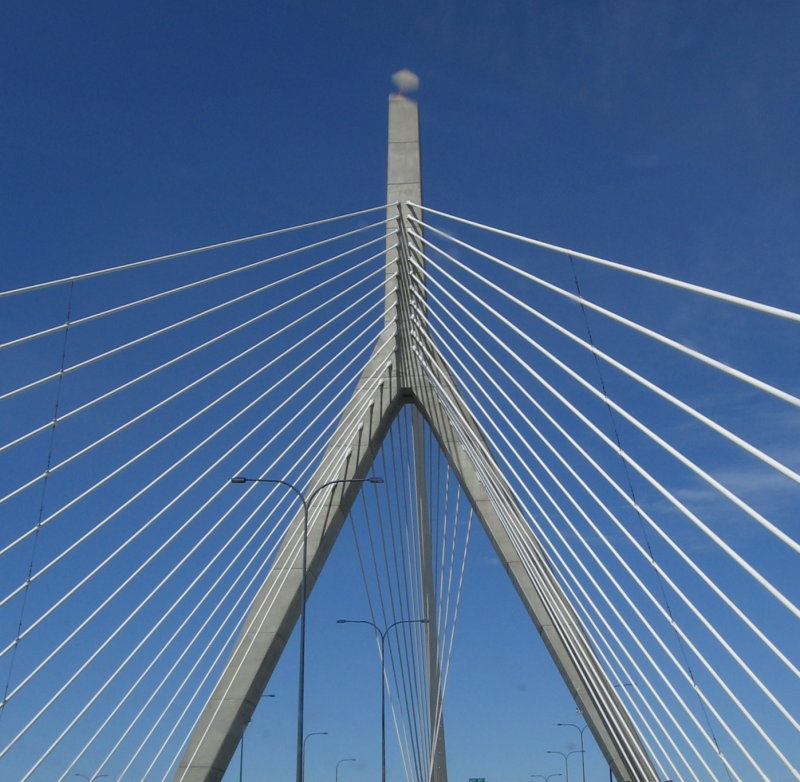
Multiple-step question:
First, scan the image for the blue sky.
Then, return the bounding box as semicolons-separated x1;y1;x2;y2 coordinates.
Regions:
1;3;798;782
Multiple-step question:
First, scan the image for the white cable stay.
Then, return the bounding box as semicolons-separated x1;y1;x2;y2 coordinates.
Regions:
407;439;436;782
423;458;472;782
0;270;385;556
429;507;472;782
411;217;800;411
0;292;390;648
406;327;748;781
349;463;417;782
415;331;793;782
359;445;400;629
133;365;394;782
147;485;322;782
410;312;722;781
406;256;792;772
0;218;388;354
415;272;800;725
382;419;426;782
542;538;695;782
0;239;392;463
0;259;389;536
409;254;799;683
0;310;391;721
0;228;391;408
47;343;393;781
410;203;800;323
411;239;800;554
8;326;395;773
57;485;296;782
432;444;448;641
432;398;676;782
0;266;390;573
414;227;800;494
351;461;423;782
353;421;429;772
402;317;640;759
420;303;799;776
0;311;389;709
409;251;800;618
493;503;670;782
434;464;457;669
170;370;393;781
104;522;291;782
0;204;391;299
437;412;733;782
0;257;387;463
352;448;393;622
406;336;662;782
451;328;800;733
378;410;437;782
27;482;298;782
492;465;777;782
485;478;726;782
150;350;394;782
564;582;703;782
467;430;714;782
149;526;307;782
358;425;404;629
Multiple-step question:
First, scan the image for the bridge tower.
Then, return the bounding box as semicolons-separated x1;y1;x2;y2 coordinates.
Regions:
173;78;658;782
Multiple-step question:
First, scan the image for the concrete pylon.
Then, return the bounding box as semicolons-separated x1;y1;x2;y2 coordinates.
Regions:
172;83;658;782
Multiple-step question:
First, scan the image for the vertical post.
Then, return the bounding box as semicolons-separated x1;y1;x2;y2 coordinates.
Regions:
337;618;428;782
413;408;448;782
296;498;310;782
380;631;388;782
557;723;587;782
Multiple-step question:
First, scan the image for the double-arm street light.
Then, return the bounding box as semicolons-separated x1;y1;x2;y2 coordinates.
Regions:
336;618;429;782
335;757;357;782
546;750;583;782
531;774;562;782
231;475;383;782
557;723;588;782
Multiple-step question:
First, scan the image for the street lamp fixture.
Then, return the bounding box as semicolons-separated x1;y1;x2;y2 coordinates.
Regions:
240;693;276;782
531;774;562;782
232;475;383;782
337;618;428;782
335;757;357;782
302;731;328;780
546;750;583;782
557;722;588;782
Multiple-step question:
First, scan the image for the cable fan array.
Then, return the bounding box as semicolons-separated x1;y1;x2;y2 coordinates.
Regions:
344;406;474;782
0;207;394;781
402;204;799;782
0;199;796;782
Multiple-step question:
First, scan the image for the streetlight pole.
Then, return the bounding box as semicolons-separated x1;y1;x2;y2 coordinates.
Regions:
240;693;276;782
546;750;583;782
335;757;357;782
557;723;588;782
337;617;429;782
232;475;383;782
303;731;328;781
531;774;562;782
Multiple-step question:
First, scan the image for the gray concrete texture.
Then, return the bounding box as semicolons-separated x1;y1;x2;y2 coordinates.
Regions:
172;88;657;782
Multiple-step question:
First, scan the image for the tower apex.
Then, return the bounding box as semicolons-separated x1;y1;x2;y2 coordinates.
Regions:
391;69;419;94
